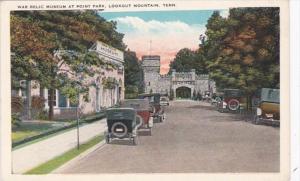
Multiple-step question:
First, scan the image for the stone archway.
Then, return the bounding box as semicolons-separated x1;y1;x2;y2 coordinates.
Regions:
175;86;192;99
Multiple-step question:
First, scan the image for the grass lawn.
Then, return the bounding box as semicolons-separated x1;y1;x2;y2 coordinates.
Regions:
25;135;103;174
12;122;57;143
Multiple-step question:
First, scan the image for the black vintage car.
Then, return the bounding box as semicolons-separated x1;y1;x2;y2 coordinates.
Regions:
105;108;140;145
138;93;166;122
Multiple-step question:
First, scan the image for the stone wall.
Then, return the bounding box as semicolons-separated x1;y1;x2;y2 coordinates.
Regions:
142;56;216;97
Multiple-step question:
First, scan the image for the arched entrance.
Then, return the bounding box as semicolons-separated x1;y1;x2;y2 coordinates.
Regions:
176;86;191;99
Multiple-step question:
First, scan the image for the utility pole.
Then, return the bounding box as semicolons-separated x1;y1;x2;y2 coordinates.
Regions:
149;39;152;56
76;106;80;150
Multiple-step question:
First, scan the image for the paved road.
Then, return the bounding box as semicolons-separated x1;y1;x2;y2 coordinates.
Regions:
59;100;279;173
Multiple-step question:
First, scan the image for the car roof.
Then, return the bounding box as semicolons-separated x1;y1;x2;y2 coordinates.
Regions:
120;99;150;110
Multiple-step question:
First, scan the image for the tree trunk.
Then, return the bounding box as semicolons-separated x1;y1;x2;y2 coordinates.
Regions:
48;88;55;120
246;95;250;111
26;80;32;120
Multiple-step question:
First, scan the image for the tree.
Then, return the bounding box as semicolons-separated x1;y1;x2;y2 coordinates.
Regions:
202;8;279;108
11;10;126;120
169;48;208;74
124;50;143;98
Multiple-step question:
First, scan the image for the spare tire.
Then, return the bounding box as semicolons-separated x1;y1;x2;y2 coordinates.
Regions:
228;99;240;111
111;122;128;138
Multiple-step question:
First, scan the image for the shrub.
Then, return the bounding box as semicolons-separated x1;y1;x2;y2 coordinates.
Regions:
31;96;46;120
31;96;45;110
11;96;23;113
12;113;21;127
11;96;23;127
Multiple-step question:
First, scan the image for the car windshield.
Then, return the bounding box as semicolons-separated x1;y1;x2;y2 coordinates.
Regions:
120;99;150;110
261;88;280;103
224;89;242;97
161;97;167;101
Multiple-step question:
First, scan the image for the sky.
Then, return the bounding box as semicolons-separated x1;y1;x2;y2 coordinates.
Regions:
100;10;229;74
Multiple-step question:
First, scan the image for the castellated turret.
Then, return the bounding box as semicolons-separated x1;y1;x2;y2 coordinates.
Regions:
141;55;215;97
141;55;163;93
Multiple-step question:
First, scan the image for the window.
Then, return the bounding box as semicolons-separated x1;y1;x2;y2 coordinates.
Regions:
58;91;67;107
48;90;57;107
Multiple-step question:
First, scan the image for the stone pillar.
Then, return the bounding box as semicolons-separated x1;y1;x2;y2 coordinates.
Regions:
171;69;176;81
191;69;196;81
173;88;176;100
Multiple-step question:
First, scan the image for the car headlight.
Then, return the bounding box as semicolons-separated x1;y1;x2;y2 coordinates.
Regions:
257;108;262;116
222;101;227;108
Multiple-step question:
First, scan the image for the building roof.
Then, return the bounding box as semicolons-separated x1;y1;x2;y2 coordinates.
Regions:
89;41;124;66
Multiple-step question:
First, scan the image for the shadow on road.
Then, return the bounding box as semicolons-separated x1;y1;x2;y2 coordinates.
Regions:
108;139;135;146
210;115;243;122
138;129;151;136
187;104;216;111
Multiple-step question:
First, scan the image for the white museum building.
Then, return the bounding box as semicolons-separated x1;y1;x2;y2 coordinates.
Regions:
12;41;125;119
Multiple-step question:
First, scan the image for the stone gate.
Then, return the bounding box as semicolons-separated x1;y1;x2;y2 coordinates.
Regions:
141;55;216;99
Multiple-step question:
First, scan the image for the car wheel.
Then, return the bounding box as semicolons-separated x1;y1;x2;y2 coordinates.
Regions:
160;115;165;122
252;116;260;125
218;107;224;113
105;135;110;144
228;99;240;111
136;115;144;128
132;136;138;145
111;122;128;138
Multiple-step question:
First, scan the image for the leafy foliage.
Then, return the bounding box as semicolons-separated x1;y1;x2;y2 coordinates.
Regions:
102;77;118;89
11;10;126;119
169;48;208;74
124;50;143;98
202;8;279;96
11;96;23;127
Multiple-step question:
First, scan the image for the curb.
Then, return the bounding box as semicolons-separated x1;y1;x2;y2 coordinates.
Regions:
51;139;106;174
12;113;106;148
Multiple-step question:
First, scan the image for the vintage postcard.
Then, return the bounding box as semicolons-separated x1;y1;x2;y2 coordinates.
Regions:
0;0;291;181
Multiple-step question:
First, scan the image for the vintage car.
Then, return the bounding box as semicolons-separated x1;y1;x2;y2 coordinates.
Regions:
120;99;154;135
203;91;211;102
211;92;224;106
252;88;280;126
218;89;245;112
160;96;169;106
105;108;141;145
138;93;166;122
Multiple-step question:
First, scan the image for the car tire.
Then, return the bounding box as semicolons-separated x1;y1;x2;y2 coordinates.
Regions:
228;99;240;111
105;135;110;144
160;114;165;122
136;115;144;128
252;116;260;125
132;136;138;145
111;122;128;138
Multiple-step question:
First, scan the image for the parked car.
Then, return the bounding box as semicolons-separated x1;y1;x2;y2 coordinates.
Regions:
203;91;211;102
160;96;169;106
138;93;166;122
218;89;245;112
211;92;223;106
252;88;280;126
104;108;141;145
120;99;154;135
